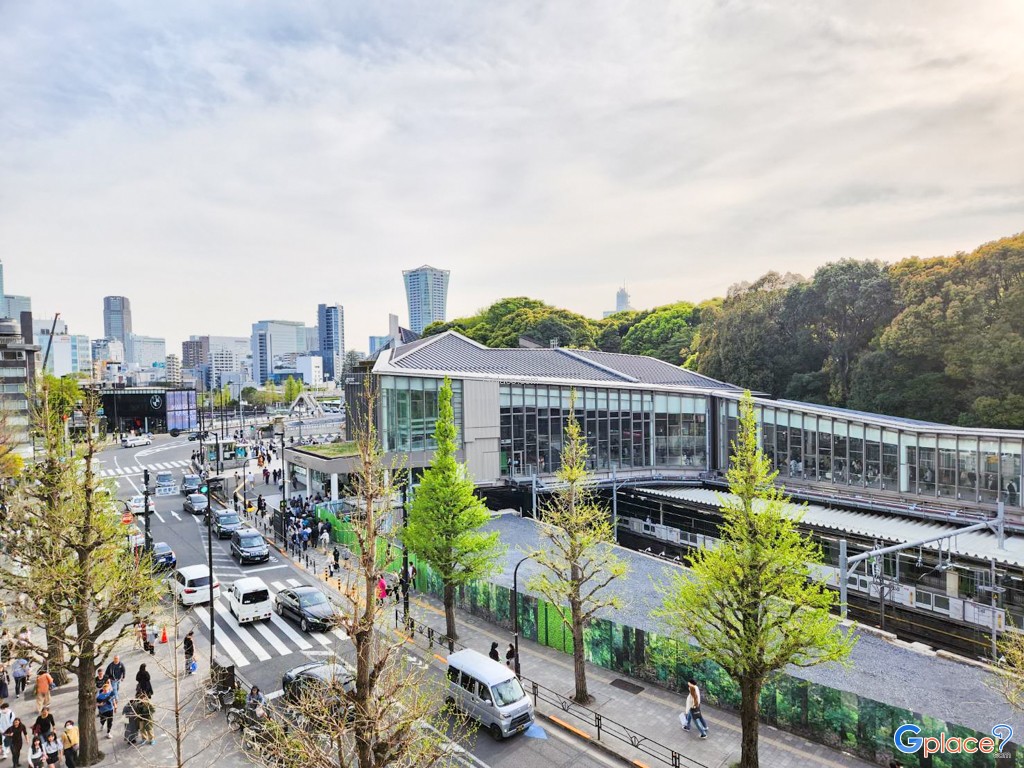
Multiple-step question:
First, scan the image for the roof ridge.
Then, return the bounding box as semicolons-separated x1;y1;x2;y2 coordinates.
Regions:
555;348;639;383
390;330;486;365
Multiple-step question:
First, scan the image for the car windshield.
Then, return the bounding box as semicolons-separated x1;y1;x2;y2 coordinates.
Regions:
189;495;206;505
298;591;328;607
188;575;211;587
154;544;170;555
219;515;240;526
491;677;525;707
240;536;263;548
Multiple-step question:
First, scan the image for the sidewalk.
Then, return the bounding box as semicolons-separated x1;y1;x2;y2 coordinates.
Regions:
276;536;878;768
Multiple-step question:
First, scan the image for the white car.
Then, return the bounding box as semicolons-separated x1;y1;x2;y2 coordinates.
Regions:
124;523;145;549
127;495;154;516
122;435;152;448
170;564;221;606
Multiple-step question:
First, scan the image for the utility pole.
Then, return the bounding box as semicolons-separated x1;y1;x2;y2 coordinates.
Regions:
202;476;216;669
143;469;153;552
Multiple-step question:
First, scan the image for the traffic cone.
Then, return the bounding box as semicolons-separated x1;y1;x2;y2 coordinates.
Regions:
160;626;168;644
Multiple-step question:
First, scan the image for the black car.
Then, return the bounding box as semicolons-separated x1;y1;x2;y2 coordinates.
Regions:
281;662;355;718
187;431;210;441
183;494;209;515
230;528;270;564
274;586;341;633
151;542;177;570
211;511;243;539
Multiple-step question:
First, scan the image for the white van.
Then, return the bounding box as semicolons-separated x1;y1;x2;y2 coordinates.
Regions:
171;565;221;606
121;434;152;448
227;577;272;624
446;649;534;740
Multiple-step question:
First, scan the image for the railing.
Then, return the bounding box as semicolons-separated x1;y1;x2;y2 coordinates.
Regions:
393;611;709;768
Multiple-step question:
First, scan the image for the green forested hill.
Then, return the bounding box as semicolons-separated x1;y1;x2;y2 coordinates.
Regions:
423;232;1024;428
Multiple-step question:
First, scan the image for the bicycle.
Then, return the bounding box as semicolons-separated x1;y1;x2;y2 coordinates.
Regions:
204;686;235;714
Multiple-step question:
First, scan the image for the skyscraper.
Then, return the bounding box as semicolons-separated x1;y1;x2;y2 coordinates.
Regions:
250;320;307;385
317;303;345;380
403;265;449;335
616;287;632;313
103;296;133;343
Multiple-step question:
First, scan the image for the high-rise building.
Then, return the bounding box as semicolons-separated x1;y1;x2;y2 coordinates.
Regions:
182;338;206;368
34;319;90;377
616;287;632;313
126;333;166;368
403;265;449;335
92;338;125;364
0;260;33;320
251;320;307;386
304;326;319;354
317;303;345;380
295;354;323;385
0;318;39;456
103;296;133;343
165;353;182;385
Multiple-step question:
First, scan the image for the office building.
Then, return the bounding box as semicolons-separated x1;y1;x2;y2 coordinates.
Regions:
0;318;39;456
181;338;206;368
317;303;345;380
403;265;449;335
102;296;133;343
126;333;166;369
369;335;390;355
251;320;307;386
92;338;125;365
295;354;324;386
165;353;182;385
604;286;634;318
3;296;32;320
305;326;319;354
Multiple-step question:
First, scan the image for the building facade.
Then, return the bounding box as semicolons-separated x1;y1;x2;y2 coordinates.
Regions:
126;333;167;368
402;265;449;335
102;296;133;342
296;354;324;385
251;320;307;386
317;303;345;380
165;353;182;385
92;338;125;365
0;319;39;456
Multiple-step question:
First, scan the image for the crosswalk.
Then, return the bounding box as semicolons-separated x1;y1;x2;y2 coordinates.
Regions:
192;578;348;668
96;459;193;477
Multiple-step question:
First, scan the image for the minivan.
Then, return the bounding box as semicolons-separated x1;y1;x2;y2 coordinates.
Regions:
121;434;151;448
155;470;175;489
180;474;201;495
171;564;221;606
227;577;272;624
230;528;270;564
446;649;534;740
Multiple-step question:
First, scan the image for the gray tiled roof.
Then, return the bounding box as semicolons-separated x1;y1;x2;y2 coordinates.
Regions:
772;399;945;428
387;332;740;390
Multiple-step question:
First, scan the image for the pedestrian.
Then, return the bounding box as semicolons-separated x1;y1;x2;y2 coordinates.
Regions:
60;721;78;768
680;678;708;739
318;529;329;551
410;564;418;591
27;735;42;768
183;631;195;675
96;682;116;740
41;733;59;766
33;669;53;713
505;643;516;670
30;708;53;739
399;571;409;604
4;716;26;768
11;657;29;697
301;529;310;552
332;547;340;570
489;642;500;662
146;626;159;656
376;576;387;607
138;622;151;654
94;668;105;692
0;662;10;700
104;656;126;698
135;664;153;698
135;693;155;745
0;702;15;761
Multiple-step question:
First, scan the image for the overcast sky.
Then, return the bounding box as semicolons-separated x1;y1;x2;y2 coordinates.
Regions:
2;1;1023;354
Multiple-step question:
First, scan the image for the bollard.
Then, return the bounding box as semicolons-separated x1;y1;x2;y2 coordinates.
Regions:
595;712;602;741
427;627;434;649
531;680;539;707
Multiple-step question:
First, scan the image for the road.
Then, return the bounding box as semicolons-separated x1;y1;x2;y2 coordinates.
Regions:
102;436;615;768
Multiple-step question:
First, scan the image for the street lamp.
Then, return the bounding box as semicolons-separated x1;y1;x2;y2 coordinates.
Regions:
511;554;534;677
201;477;216;669
274;416;287;508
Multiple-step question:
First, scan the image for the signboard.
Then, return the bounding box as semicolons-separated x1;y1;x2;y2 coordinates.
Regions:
155;485;177;497
121;511;134;524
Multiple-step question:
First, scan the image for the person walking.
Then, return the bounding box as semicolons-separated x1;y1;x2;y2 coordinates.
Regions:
4;716;26;768
40;733;60;766
30;708;54;740
135;664;153;698
104;656;126;698
488;642;500;662
11;658;29;698
0;702;15;761
680;678;708;738
376;575;387;607
146;626;159;656
183;631;195;675
27;735;43;768
33;669;53;713
60;721;78;768
0;663;10;700
96;682;116;740
505;643;516;670
135;693;155;745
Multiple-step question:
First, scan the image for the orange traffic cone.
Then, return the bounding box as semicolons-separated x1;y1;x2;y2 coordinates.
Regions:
160;626;168;644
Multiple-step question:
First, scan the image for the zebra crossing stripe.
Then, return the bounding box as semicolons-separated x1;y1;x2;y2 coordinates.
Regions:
194;607;250;668
250;619;292;656
214;601;272;661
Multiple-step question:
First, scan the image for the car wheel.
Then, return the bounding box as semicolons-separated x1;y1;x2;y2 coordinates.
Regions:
300;618;309;633
275;602;282;615
489;724;503;741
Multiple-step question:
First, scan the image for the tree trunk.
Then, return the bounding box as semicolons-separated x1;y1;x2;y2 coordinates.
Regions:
76;631;100;765
44;617;69;686
570;599;590;704
443;581;458;644
739;675;762;768
354;571;376;768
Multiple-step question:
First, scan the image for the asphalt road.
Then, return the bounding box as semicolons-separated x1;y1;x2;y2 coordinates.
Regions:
99;436;616;768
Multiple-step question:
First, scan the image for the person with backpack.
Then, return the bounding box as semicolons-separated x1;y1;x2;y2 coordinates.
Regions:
33;669;53;713
134;694;155;745
183;631;195;675
0;702;16;761
96;682;117;740
60;721;78;768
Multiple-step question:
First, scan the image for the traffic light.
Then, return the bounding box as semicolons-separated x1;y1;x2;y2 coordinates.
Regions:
143;469;150;486
200;483;208;494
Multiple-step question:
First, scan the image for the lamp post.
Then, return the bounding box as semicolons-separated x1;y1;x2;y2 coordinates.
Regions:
142;469;153;553
274;415;287;508
200;476;216;669
401;485;411;623
511;554;533;677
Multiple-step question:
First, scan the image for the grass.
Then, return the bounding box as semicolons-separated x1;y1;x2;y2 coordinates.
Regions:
300;441;359;458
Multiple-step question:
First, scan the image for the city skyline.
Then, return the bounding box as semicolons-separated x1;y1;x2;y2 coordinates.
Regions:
3;3;1022;351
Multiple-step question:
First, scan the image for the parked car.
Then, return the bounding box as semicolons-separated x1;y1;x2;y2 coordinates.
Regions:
183;493;209;515
127;495;154;516
187;431;209;441
230;528;270;564
155;470;175;489
180;474;201;495
212;511;243;539
170;564;220;606
151;542;177;570
121;434;152;448
274;586;342;633
124;523;145;549
281;662;355;717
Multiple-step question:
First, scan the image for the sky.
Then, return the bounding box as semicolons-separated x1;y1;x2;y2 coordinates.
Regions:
2;1;1023;355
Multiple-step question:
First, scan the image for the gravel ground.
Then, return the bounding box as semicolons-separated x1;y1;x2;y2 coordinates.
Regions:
485;513;1014;734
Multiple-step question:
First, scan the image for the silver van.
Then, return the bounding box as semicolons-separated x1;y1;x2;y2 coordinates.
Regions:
446;649;533;740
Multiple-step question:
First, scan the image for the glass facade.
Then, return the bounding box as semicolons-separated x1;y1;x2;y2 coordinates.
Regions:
380;376;463;452
718;400;1023;509
500;383;707;476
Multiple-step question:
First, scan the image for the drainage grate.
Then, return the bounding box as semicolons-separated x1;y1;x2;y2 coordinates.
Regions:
609;678;644;695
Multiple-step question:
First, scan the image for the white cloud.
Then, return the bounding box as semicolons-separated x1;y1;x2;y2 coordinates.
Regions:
1;0;1022;352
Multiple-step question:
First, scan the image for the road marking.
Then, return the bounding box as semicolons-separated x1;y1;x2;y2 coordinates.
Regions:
172;512;181;521
267;611;314;649
193;609;250;667
154;512;165;524
310;632;332;646
245;564;290;573
265;689;284;701
126;466;140;474
270;581;287;590
250;621;292;656
286;578;302;588
214;601;271;661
